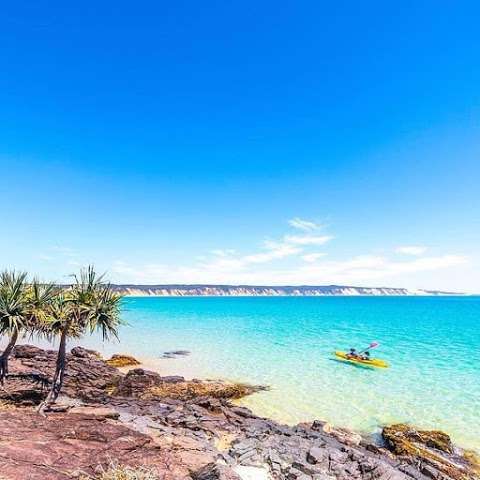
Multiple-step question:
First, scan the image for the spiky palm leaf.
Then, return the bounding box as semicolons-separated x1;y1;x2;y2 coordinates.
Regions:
40;266;124;408
0;271;29;336
0;271;55;383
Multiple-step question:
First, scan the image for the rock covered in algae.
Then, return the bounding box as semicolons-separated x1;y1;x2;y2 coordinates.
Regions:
114;367;267;400
106;354;141;368
382;423;479;480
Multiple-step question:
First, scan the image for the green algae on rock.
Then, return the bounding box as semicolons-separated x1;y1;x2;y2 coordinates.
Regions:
106;354;142;368
382;424;479;480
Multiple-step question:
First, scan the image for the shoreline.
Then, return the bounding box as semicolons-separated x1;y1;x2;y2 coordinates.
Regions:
123;352;479;454
6;334;479;454
122;294;471;297
1;344;479;480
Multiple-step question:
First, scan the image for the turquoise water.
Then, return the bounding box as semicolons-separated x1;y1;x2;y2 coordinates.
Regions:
74;296;479;450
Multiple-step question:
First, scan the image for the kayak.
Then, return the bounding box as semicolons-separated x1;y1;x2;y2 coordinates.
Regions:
334;351;389;368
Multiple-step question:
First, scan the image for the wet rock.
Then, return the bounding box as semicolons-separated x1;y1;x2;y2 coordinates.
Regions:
383;423;454;454
138;378;264;402
106;353;141;367
382;424;479;480
162;350;191;359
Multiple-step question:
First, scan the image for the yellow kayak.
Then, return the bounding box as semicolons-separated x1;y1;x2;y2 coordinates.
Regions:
334;351;389;368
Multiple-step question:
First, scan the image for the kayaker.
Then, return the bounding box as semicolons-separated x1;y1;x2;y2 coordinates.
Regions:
346;348;358;359
360;351;371;361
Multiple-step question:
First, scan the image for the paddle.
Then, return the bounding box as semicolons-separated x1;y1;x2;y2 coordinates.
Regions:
358;341;379;355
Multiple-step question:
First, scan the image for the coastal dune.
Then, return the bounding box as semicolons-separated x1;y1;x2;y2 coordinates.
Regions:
111;284;461;297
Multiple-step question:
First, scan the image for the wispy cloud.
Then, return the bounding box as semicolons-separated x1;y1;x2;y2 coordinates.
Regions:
395;246;427;256
243;242;301;264
110;253;468;286
288;217;320;231
284;234;333;246
293;254;468;284
302;252;327;263
107;219;468;289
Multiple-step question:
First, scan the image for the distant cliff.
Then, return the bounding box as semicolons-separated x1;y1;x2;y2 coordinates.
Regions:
111;284;460;296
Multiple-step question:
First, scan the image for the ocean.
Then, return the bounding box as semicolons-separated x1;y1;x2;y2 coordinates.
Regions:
56;296;480;450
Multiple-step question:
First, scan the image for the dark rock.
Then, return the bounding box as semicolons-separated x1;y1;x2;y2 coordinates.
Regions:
311;420;328;431
115;368;164;397
192;463;241;480
13;344;46;359
71;346;102;359
162;350;191;359
162;375;186;383
7;346;122;404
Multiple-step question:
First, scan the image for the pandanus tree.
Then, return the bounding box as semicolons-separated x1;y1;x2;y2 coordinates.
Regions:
0;271;55;383
40;266;122;409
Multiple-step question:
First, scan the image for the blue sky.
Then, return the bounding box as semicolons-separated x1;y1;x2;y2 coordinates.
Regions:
1;1;479;291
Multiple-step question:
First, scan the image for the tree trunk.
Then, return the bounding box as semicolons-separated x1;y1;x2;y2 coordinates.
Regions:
0;328;19;384
38;321;70;412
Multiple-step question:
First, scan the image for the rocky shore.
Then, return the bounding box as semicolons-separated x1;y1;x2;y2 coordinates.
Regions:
0;345;478;480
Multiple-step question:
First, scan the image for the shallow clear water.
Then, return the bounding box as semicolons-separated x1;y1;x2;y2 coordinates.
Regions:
62;296;480;450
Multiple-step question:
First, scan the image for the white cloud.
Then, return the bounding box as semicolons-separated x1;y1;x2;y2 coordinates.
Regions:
288;217;320;231
106;220;469;291
243;242;301;264
109;253;468;287
395;246;427;256
284;234;333;246
302;253;327;263
292;254;468;285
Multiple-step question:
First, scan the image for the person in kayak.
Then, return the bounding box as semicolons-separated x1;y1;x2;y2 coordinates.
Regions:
346;348;359;359
360;351;371;361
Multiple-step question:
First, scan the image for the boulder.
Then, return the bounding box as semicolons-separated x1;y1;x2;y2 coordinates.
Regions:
8;344;122;402
147;380;266;401
383;423;453;454
71;346;102;359
115;368;173;397
162;350;191;359
382;424;479;480
13;344;46;359
106;353;141;367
